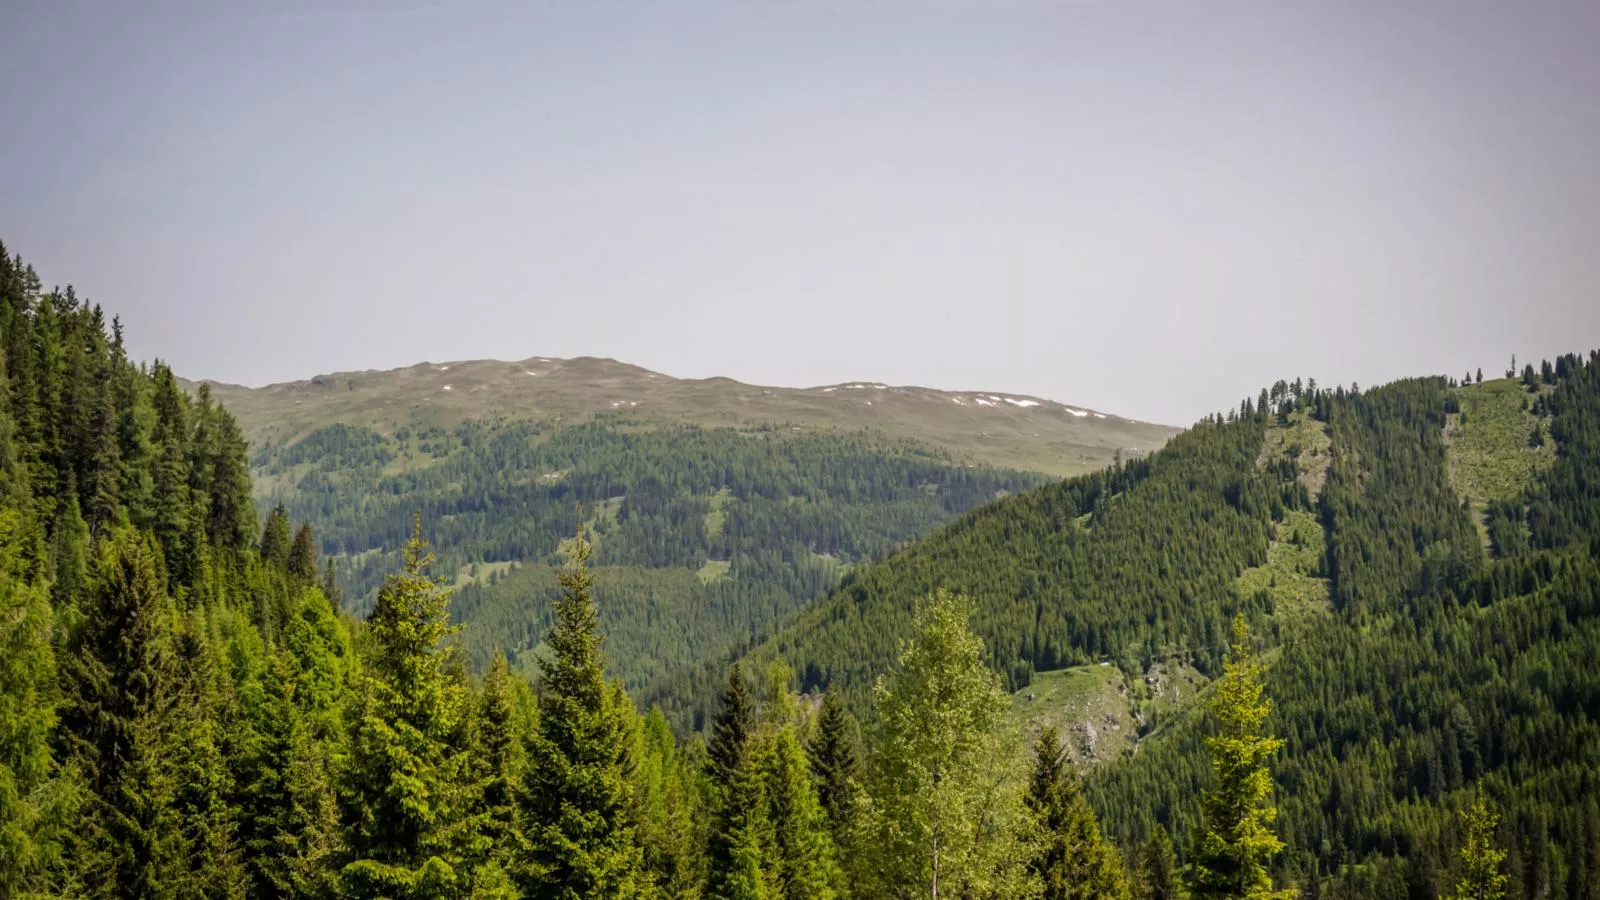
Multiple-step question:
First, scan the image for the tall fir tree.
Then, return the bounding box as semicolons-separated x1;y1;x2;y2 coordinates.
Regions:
864;590;1038;900
1026;726;1131;900
1189;617;1292;900
518;529;645;899
260;503;293;571
707;665;765;899
761;726;841;900
289;523;320;582
57;528;186;897
1137;825;1182;900
341;519;472;898
806;689;861;857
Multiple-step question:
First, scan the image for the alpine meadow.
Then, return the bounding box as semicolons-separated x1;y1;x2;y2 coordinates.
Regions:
3;239;1597;899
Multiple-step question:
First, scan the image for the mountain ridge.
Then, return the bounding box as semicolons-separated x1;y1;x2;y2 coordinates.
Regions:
182;354;1177;478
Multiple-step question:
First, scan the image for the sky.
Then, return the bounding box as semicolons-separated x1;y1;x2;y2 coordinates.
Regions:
3;0;1598;426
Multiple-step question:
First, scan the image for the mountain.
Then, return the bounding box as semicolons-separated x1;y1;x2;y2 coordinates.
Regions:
183;356;1175;692
183;355;1176;479
691;360;1600;897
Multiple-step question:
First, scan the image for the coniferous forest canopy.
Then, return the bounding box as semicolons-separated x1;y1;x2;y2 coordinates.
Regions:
2;239;1598;900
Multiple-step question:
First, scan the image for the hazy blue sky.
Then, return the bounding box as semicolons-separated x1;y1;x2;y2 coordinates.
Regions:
3;0;1598;425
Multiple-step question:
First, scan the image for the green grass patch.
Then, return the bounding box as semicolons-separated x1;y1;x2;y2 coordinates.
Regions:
1012;664;1137;766
705;487;731;537
1447;378;1556;545
450;560;515;589
1233;509;1332;631
1258;410;1332;499
696;559;732;584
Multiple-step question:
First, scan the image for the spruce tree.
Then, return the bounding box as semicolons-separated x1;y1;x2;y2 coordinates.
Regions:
518;529;644;898
260;503;292;571
634;706;700;898
864;589;1038;899
807;689;860;850
168;613;250;898
476;650;524;876
707;665;763;896
1027;725;1131;900
1138;825;1182;900
341;519;471;898
762;726;841;900
1190;617;1292;900
58;528;185;897
1444;798;1508;900
710;665;756;783
289;523;319;582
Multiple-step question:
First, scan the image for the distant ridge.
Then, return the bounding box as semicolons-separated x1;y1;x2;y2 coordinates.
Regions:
184;355;1178;477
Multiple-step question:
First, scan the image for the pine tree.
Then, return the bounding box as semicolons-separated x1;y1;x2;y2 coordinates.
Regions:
709;748;774;900
476;650;524;869
762;726;841;900
1138;825;1183;900
864;589;1039;899
289;522;319;582
710;665;756;784
1443;798;1508;900
260;503;292;570
341;518;471;898
708;665;763;896
1027;725;1131;900
807;689;860;851
203;406;257;552
58;528;185;897
168;612;249;898
1189;617;1292;900
48;485;90;613
518;529;644;898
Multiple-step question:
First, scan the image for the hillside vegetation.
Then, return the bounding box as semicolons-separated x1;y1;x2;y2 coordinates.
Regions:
700;365;1600;898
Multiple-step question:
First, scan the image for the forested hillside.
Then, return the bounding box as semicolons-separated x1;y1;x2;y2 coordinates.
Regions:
0;240;1275;900
709;357;1600;899
5;240;1591;900
251;415;1046;689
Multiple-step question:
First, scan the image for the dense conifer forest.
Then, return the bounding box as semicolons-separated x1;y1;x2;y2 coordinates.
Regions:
252;404;1046;689
2;240;1595;899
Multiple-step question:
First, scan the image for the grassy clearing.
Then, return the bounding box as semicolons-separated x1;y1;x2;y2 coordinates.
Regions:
450;560;515;589
1011;664;1137;766
1258;409;1332;499
1447;379;1555;508
704;487;731;537
1233;508;1332;632
695;559;732;584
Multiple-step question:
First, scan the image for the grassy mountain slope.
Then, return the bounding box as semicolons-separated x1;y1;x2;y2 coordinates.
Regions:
184;355;1177;479
699;361;1600;898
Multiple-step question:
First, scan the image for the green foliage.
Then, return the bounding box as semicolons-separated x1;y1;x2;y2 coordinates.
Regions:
0;509;72;895
1443;799;1508;900
806;690;861;859
1027;726;1132;900
341;521;473;898
1188;618;1290;900
518;531;646;898
1137;825;1183;900
863;590;1039;899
